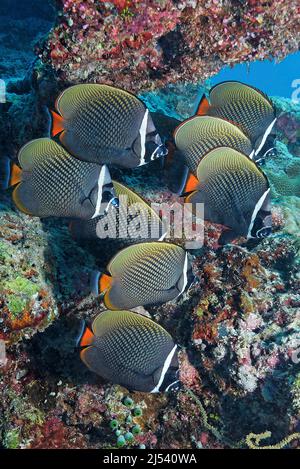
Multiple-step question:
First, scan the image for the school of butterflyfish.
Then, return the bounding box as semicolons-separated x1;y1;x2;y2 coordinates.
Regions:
3;81;276;393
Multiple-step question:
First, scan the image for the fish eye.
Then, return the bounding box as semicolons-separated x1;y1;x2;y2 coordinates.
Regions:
255;157;265;166
104;196;119;214
111;197;119;208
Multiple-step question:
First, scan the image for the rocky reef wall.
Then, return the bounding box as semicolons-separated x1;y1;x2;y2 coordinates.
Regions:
39;0;300;92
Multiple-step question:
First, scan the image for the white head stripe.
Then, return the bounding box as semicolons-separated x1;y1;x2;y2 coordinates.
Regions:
255;118;277;156
177;252;189;297
249;149;255;160
92;165;109;219
150;344;177;393
247;188;270;239
138;109;149;166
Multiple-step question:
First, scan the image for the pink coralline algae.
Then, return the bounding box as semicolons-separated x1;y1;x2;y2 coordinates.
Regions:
39;0;300;92
188;236;300;395
276;112;300;145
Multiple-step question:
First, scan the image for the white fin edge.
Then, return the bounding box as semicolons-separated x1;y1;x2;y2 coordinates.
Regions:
247;188;270;239
249;149;255;160
151;344;177;393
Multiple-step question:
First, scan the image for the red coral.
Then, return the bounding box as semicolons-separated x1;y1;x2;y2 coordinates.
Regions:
30;416;86;449
34;0;300;91
40;0;299;92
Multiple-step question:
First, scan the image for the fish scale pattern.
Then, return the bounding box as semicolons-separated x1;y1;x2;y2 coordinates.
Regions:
64;85;146;149
14;139;100;218
86;310;175;390
106;242;186;309
175;116;253;174
195;147;269;233
207;82;275;143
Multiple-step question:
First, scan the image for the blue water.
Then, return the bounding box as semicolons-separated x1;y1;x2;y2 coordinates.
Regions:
211;51;300;98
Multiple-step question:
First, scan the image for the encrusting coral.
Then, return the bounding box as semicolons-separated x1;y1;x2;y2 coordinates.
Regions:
39;0;300;92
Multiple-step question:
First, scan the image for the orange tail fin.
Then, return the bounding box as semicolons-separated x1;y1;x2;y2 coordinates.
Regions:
90;271;112;295
79;325;94;348
10;163;22;187
50;110;64;137
196;95;210;116
0;158;22;190
183;172;199;194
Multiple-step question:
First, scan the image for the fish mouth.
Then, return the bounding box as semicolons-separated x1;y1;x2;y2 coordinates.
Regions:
165;379;182;393
151;143;168;161
256;226;272;238
146;131;168;161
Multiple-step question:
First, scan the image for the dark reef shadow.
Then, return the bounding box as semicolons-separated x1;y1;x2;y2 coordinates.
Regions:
26;313;101;386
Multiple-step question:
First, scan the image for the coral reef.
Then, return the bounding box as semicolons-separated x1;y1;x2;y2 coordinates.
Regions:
39;0;300;92
0;200;58;344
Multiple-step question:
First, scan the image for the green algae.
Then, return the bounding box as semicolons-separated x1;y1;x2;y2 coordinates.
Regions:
0;241;10;262
2;276;41;317
1;389;45;449
7;296;27;316
3;428;21;449
4;276;40;296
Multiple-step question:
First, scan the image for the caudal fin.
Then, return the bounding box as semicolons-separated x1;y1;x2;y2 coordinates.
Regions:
50;110;65;137
163;145;196;195
77;321;94;348
0;156;22;191
196;94;211;116
90;270;112;295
